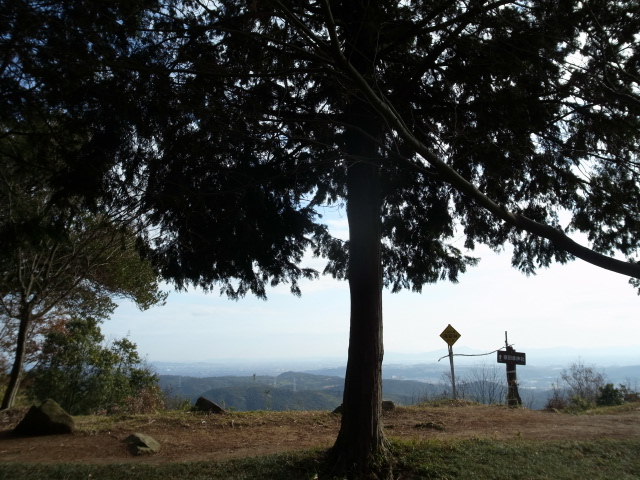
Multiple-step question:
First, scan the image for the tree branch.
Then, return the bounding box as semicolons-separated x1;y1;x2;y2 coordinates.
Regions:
316;1;640;279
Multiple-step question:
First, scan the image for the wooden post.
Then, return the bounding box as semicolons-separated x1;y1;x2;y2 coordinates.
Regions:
504;332;522;407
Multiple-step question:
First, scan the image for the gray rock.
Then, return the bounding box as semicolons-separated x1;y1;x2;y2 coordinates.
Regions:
382;400;396;411
194;396;225;414
13;399;75;436
125;433;161;455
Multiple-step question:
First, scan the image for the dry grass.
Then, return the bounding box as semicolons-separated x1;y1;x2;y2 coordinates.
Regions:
1;402;639;478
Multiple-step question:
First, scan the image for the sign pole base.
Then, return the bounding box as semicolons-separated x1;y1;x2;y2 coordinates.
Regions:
449;344;457;400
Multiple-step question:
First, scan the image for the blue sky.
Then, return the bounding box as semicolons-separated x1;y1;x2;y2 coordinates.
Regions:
104;214;640;364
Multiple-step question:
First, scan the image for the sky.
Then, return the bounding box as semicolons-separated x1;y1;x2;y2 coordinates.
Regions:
104;212;640;366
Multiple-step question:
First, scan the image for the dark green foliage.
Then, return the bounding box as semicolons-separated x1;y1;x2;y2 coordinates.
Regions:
4;3;639;332
597;384;625;406
125;1;490;294
0;0;161;207
28;317;159;415
12;0;632;294
1;1;166;408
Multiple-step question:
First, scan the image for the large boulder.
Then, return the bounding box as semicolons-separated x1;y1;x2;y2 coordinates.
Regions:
125;433;161;455
13;399;75;436
193;396;225;414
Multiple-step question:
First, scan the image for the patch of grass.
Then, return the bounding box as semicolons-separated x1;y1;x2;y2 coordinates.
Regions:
0;450;325;480
579;403;640;415
413;421;446;431
543;402;640;416
414;399;480;408
0;385;31;408
2;439;638;479
72;409;339;435
74;411;186;433
393;438;640;479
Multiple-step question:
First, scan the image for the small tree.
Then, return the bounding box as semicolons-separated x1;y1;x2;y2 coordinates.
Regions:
545;383;568;411
458;363;507;405
0;38;167;410
0;143;167;409
28;317;160;415
597;384;625;407
0;213;167;410
546;360;607;411
561;360;606;407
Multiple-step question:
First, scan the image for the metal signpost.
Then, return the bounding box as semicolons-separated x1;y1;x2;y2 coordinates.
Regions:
497;332;525;406
440;324;461;400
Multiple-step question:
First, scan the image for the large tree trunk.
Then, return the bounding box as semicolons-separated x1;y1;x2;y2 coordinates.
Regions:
330;157;389;477
328;3;390;477
330;102;390;477
1;308;31;410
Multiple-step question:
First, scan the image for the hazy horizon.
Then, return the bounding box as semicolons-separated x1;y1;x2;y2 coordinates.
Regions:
148;344;640;369
104;212;640;367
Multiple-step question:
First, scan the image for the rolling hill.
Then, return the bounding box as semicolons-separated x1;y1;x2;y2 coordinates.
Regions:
159;371;441;411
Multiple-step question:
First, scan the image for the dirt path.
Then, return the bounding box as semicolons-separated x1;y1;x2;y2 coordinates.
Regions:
1;404;639;464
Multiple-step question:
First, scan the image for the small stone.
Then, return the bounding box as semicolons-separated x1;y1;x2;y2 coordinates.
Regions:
124;433;161;455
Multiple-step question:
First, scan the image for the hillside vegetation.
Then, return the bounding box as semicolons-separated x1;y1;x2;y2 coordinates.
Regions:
159;372;440;411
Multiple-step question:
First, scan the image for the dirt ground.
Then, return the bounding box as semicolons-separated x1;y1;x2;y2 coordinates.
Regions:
0;402;639;464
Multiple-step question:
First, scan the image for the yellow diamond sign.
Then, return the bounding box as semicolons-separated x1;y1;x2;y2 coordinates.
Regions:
440;324;461;346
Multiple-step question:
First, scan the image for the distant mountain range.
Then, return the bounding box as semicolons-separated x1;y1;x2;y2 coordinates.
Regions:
155;359;640;411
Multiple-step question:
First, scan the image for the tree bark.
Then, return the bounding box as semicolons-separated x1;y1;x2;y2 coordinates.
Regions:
330;105;390;477
1;307;31;410
327;4;392;477
330;165;389;476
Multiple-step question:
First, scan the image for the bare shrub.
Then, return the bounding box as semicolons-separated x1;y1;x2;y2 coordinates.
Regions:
544;383;567;410
545;360;607;411
459;363;507;405
561;359;605;404
123;386;165;414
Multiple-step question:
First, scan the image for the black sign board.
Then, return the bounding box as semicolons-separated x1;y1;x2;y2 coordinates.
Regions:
497;350;526;365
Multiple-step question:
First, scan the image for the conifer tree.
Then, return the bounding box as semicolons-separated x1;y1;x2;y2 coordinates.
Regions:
126;2;638;475
3;0;639;476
